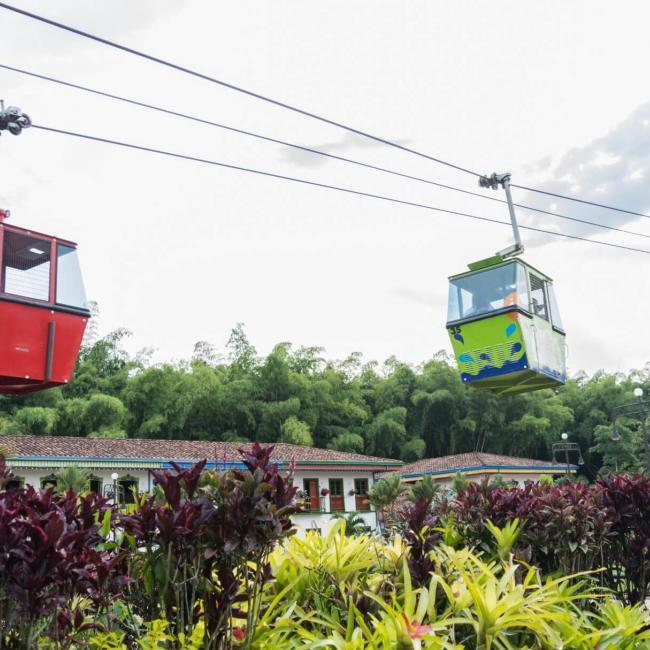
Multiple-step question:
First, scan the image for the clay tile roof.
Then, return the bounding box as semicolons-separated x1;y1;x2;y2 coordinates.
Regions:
0;435;402;467
382;452;567;478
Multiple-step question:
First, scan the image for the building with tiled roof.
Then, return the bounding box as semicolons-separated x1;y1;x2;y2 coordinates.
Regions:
382;451;574;485
0;435;402;535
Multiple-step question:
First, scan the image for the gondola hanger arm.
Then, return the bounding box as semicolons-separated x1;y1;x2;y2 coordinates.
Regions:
479;172;524;259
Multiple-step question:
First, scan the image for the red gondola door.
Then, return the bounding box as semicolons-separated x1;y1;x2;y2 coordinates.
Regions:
0;209;89;394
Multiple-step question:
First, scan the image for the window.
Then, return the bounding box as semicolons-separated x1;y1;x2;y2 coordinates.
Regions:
56;244;88;309
5;477;24;490
329;478;344;512
529;274;548;321
89;476;103;494
119;477;139;505
447;262;527;322
354;478;370;511
547;283;564;330
354;478;368;495
40;475;58;490
2;230;51;301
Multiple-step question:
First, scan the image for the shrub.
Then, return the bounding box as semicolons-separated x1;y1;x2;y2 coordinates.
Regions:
120;443;298;647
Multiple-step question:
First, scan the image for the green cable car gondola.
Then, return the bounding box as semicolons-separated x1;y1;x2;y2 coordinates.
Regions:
446;173;566;395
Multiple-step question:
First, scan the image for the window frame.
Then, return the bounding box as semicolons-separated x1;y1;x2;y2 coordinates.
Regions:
354;478;370;511
528;272;550;322
328;478;345;512
0;227;55;305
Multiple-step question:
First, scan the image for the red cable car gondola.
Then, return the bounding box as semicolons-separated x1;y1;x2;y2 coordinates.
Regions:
0;208;89;394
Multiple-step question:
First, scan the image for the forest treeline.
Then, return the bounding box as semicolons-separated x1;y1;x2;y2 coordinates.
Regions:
0;319;648;478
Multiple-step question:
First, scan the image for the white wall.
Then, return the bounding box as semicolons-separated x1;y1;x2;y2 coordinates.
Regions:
292;469;378;536
13;467;152;496
10;466;380;535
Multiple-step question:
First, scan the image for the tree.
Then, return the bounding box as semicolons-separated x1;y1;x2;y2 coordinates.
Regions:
401;438;426;462
226;323;257;374
330;512;371;536
55;466;89;493
281;416;313;447
366;407;407;458
590;422;639;474
83;394;126;435
88;427;127;439
7;408;58;436
368;473;407;510
329;432;365;454
408;475;440;505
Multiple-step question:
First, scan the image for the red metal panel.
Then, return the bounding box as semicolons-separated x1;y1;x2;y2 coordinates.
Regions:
330;495;344;512
0;300;86;393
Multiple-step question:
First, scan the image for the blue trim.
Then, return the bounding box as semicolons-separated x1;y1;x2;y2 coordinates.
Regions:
401;463;578;479
534;364;566;383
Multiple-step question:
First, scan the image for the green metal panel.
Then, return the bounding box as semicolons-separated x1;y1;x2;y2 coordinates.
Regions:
447;311;565;395
8;459;162;469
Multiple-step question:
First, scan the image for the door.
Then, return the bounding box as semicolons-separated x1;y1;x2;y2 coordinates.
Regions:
303;478;319;512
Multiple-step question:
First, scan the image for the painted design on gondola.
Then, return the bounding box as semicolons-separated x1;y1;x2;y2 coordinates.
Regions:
505;323;516;337
460;353;529;383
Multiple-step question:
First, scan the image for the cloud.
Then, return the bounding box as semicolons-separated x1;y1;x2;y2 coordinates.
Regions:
518;101;650;245
280;132;412;168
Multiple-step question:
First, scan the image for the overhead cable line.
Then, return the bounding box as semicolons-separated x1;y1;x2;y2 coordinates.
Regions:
509;183;650;219
3;65;649;242
30;124;650;256
0;1;478;177
2;3;648;221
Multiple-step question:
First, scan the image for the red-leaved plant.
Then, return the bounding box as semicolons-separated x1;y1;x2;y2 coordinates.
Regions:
0;455;127;649
120;443;298;648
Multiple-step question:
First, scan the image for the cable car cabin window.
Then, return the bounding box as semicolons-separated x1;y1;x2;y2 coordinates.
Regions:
2;230;51;302
447;262;527;322
529;274;549;321
547;283;564;331
56;244;88;310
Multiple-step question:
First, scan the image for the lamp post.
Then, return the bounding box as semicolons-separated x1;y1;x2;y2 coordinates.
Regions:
611;387;650;474
111;472;119;507
552;432;584;477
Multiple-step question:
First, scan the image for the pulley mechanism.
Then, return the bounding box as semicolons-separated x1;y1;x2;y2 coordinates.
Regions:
479;172;524;259
0;100;31;136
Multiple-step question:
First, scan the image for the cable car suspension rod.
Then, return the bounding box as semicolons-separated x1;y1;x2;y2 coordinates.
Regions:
479;172;524;259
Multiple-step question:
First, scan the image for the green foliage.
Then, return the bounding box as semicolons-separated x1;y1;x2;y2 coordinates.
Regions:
366;407;407;457
7;407;58;436
330;512;372;536
55;466;90;493
83;394;126;435
400;437;426;462
2;320;648;482
281;416;313;446
368;473;408;510
451;472;469;494
329;431;365;453
407;476;441;505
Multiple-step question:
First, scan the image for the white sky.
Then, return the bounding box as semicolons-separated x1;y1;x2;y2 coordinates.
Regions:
1;1;649;375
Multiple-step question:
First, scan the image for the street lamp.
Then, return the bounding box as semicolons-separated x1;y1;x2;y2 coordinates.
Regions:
552;433;584;476
610;387;650;473
111;472;119;506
